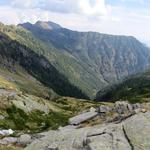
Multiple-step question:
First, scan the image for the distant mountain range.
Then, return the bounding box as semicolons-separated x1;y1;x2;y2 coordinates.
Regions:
0;21;150;99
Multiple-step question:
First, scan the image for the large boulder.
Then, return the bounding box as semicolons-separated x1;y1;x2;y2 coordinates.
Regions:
123;111;150;150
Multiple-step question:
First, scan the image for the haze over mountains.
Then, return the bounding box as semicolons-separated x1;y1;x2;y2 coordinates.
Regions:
0;21;150;99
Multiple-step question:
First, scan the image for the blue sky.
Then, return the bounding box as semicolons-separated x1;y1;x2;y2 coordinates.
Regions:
0;0;150;45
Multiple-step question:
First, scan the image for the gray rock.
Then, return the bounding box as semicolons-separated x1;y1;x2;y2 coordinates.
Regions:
114;101;139;114
47;142;59;150
0;129;14;136
18;134;32;146
69;112;98;125
123;112;150;150
0;115;5;120
127;104;133;112
132;103;141;110
25;111;150;150
115;101;129;114
58;125;77;131
0;137;17;145
97;105;111;113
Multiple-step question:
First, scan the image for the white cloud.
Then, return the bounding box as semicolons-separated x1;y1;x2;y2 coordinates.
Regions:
0;6;20;24
10;0;109;16
79;0;108;16
0;0;150;45
11;0;38;8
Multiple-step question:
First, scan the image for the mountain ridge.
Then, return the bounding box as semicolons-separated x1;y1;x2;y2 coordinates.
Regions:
19;21;150;97
1;21;150;98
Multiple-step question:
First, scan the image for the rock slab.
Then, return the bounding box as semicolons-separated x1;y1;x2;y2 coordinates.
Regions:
25;111;150;150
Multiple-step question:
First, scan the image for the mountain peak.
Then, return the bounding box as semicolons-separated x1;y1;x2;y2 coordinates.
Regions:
18;21;62;31
35;21;62;30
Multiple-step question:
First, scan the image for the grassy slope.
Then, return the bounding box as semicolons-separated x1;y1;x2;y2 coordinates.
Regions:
0;71;103;133
0;67;57;99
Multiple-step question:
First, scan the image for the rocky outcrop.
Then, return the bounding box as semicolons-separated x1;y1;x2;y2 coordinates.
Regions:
25;111;150;150
96;101;142;114
68;101;147;126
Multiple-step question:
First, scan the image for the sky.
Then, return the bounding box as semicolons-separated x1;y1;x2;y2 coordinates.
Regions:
0;0;150;45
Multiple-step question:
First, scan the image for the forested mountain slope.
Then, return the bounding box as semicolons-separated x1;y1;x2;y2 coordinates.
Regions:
96;70;150;103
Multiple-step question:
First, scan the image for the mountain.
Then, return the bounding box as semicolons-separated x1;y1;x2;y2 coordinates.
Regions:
0;25;88;99
20;21;62;31
1;21;150;98
95;70;150;103
19;21;150;98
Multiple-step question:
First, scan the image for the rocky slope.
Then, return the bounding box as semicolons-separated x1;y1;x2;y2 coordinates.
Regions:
0;70;103;133
1;102;149;150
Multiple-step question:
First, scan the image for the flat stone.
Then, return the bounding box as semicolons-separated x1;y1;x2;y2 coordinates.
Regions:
69;112;98;125
0;137;17;145
58;125;77;131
